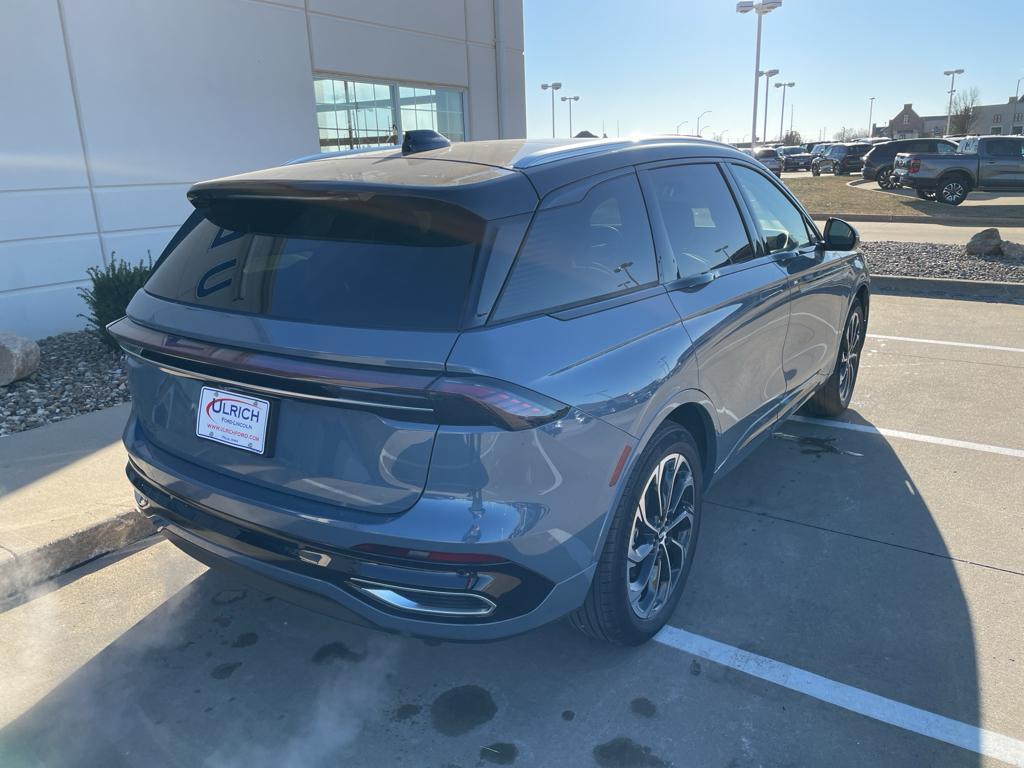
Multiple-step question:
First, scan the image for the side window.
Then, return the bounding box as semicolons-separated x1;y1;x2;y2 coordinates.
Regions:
935;141;956;154
492;173;657;321
985;139;1024;158
731;165;813;254
645;163;753;279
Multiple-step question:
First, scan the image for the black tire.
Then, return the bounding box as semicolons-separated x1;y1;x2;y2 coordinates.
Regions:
876;167;895;189
937;175;969;205
569;423;703;645
811;165;821;176
916;189;936;200
803;301;865;417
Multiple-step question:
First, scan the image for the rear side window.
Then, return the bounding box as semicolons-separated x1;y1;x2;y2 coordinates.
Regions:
145;196;484;330
935;141;957;154
491;173;656;321
645;164;753;279
731;165;813;254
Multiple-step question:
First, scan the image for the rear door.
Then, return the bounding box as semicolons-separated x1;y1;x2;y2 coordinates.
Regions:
980;138;1024;188
727;163;849;402
639;160;790;468
125;193;529;515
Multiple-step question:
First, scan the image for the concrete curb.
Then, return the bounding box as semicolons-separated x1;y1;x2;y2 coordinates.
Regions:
808;212;1024;227
0;509;153;598
871;274;1024;303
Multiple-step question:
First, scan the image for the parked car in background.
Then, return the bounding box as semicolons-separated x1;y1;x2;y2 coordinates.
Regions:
893;135;1024;204
862;138;958;189
110;132;869;646
777;145;814;171
812;143;871;176
809;143;833;158
744;147;784;176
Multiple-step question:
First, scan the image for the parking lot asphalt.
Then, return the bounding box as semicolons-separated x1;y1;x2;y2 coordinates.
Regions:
1;294;1022;768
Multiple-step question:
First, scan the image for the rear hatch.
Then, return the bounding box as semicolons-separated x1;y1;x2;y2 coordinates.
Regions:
116;162;538;515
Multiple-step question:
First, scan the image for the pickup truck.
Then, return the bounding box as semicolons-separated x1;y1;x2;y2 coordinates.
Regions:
893;135;1024;205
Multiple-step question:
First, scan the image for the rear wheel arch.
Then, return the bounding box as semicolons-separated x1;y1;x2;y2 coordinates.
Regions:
939;170;972;189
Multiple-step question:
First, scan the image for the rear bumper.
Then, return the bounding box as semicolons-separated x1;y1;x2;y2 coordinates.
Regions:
894;173;930;190
128;459;595;641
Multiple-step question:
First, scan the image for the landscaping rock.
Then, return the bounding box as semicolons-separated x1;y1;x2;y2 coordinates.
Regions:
1000;241;1024;262
859;240;1024;283
965;228;1003;256
0;333;40;387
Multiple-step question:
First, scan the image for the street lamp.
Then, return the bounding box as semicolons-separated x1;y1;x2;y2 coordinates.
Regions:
540;82;562;138
699;124;712;137
561;95;580;137
760;68;779;143
697;110;712;136
1015;76;1023;104
868;96;875;137
675;120;689;133
736;0;783;145
774;82;793;141
944;69;963;135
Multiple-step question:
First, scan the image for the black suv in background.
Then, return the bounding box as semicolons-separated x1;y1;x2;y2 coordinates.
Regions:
863;138;958;189
777;145;814;171
812;143;871;176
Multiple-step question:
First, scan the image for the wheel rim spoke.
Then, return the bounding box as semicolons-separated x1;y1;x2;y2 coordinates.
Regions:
627;452;696;620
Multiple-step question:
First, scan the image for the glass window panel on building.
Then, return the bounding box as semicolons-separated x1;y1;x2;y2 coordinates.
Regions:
314;76;464;152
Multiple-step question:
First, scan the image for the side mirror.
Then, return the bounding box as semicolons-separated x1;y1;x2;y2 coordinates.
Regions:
823;217;859;251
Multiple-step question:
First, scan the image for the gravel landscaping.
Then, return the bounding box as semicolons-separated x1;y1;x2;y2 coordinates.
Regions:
860;240;1024;283
0;331;128;437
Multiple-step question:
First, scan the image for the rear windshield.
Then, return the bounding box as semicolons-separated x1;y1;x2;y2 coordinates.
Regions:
146;196;486;330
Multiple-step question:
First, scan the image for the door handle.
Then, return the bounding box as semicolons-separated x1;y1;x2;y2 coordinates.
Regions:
673;271;718;292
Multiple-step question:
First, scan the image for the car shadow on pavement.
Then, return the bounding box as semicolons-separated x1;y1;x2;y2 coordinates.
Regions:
0;413;982;768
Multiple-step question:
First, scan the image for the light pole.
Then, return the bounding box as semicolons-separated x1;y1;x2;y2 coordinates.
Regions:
540;82;562;138
699;124;712;137
561;95;580;137
774;81;793;141
1015;76;1023;104
675;120;689;133
736;0;782;145
867;96;875;137
760;69;779;143
944;69;963;135
696;110;712;136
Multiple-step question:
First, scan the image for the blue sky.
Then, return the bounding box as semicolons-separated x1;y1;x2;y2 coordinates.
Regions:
523;0;1024;142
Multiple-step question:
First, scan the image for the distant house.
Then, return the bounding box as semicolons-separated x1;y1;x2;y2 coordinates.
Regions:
875;98;1023;139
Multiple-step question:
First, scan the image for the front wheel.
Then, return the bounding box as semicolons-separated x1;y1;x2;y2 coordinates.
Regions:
803;302;865;417
938;177;969;205
812;166;821;176
570;423;702;645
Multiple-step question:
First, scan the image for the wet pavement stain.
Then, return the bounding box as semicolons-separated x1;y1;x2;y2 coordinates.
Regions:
231;632;258;648
480;742;518;765
210;662;241;680
311;641;366;665
630;697;657;717
562;709;576;721
393;704;422;722
430;685;497;736
593;737;670;768
212;615;232;628
689;659;702;676
772;431;863;458
212;589;247;605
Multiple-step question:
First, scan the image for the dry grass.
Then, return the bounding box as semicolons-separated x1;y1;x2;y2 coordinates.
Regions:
783;174;1024;220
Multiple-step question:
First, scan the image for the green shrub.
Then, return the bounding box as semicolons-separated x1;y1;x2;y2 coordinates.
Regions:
78;252;152;350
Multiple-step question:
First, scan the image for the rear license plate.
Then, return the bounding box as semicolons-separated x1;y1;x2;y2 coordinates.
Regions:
195;387;270;454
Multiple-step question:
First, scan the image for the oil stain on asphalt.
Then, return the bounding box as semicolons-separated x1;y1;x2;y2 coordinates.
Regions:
230;632;258;648
430;685;497;736
772;431;863;458
210;662;241;680
593;737;670;768
630;697;657;717
311;641;366;665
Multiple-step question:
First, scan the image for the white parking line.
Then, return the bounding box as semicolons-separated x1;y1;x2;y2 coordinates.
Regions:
655;626;1024;766
788;415;1024;459
867;334;1024;354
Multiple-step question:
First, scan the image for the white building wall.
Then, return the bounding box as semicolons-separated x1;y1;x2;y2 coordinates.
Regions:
0;0;525;339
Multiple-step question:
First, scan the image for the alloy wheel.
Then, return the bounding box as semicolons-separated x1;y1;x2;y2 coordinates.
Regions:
626;453;695;620
941;181;966;204
838;309;863;404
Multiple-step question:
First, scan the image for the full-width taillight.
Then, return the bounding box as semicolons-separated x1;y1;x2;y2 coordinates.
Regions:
908;159;921;173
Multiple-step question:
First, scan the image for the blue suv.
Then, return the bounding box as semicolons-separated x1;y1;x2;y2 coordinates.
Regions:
112;133;869;645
